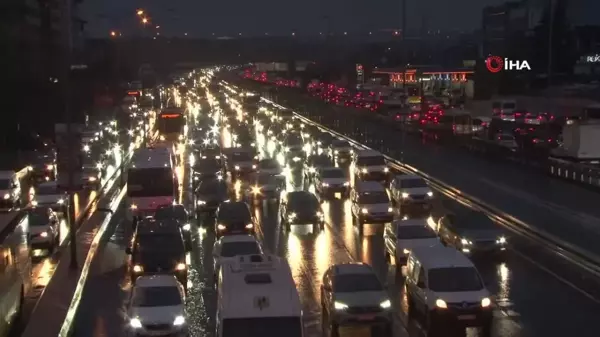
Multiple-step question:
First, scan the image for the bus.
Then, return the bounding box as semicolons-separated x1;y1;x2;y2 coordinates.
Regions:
126;147;177;223
0;211;31;336
157;107;186;142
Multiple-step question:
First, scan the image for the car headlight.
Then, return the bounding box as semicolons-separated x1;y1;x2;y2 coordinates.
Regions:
461;238;472;245
334;301;348;310
251;186;261;194
383;167;389;173
40;232;48;238
316;211;323;218
308;167;316;173
481;297;491;308
334;150;339;154
361;208;369;214
130;204;138;210
497;236;506;244
175;263;187;271
388;207;393;212
57;199;64;204
88;176;97;182
245;223;254;229
46;164;54;171
284;147;290;152
83;145;90;152
292;157;301;162
435;299;447;309
182;223;191;231
235;165;240;170
173;315;186;326
401;192;409;198
3;194;9;200
130;318;143;329
380;299;392;309
133;265;143;273
217;224;227;230
427;191;434;197
343;181;350;186
322;182;329;187
288;212;297;219
403;248;410;254
252;164;257;169
361;168;368;173
197;200;206;205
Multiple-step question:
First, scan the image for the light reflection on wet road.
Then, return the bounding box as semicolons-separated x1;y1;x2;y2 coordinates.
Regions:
69;100;600;337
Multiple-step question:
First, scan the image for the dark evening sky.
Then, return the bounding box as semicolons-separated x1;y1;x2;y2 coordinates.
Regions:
80;0;599;38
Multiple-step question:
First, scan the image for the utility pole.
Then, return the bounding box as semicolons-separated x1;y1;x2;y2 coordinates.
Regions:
547;0;555;88
401;0;407;90
63;0;78;269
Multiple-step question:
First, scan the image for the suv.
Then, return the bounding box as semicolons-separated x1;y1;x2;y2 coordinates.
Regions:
352;150;389;182
350;181;393;231
215;201;255;238
126;218;190;287
405;245;493;337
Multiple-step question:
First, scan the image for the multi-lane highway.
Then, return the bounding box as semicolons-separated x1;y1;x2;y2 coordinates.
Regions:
68;85;600;337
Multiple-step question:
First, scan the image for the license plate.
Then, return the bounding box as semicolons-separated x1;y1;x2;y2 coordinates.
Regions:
335;192;341;199
457;314;476;320
357;314;376;321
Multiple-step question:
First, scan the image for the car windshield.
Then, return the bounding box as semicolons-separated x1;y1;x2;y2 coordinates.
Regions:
259;160;279;169
396;225;437;239
288;194;319;210
356;156;385;166
218;204;251;224
257;175;277;185
334;273;383;292
285;135;303;146
36;185;58;195
452;211;498;230
131;286;182;307
321;169;344;178
194;159;221;171
222;317;302;337
136;234;185;254
358;192;389;204
29;209;51;226
220;241;261;257
400;178;428;188
428;267;484;292
197;181;228;196
332;140;350;148
154;206;187;222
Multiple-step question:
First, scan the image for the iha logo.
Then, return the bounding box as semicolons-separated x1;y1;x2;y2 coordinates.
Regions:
486;55;531;72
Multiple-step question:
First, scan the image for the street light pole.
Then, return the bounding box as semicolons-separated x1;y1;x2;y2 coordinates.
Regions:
547;0;555;88
63;0;78;269
401;0;407;90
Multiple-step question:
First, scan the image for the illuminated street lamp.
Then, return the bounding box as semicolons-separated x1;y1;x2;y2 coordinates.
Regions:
142;17;149;24
110;30;117;37
136;9;144;16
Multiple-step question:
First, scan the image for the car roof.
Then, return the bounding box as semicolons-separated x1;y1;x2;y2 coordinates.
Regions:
410;245;474;269
136;218;182;234
392;218;429;227
135;274;182;288
219;235;258;244
332;263;375;275
355;181;385;192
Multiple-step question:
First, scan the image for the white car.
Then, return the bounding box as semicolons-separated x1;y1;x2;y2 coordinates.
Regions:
127;275;189;337
29;207;60;251
212;235;262;280
321;263;393;336
314;167;350;197
350;181;394;227
384;219;440;267
32;181;67;211
389;174;433;207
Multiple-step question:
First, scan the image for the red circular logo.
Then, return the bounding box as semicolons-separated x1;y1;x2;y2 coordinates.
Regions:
486;56;503;73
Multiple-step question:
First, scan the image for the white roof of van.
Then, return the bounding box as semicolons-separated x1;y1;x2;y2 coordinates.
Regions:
355;181;386;192
220;254;301;319
410;245;474;269
135;274;181;288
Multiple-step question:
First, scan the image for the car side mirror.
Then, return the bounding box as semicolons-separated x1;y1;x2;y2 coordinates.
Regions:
125;247;132;254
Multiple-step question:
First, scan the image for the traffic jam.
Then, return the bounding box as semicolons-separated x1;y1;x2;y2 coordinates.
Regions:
70;68;600;337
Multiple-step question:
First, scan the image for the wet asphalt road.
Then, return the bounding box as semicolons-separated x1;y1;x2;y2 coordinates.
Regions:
69;95;600;337
246;81;600;258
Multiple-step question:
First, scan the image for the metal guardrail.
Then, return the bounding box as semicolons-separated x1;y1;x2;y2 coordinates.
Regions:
254;94;600;279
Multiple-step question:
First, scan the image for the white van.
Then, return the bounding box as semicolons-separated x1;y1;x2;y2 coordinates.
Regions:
491;99;517;121
384;218;440;266
217;254;303;337
350;181;393;229
352;150;389;182
405;245;493;337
